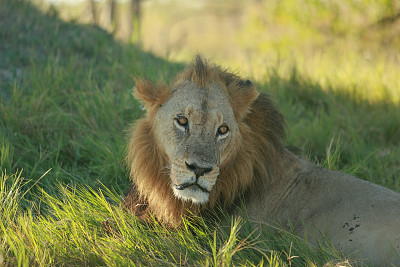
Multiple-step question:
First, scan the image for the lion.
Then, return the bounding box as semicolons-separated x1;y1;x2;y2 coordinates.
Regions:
124;55;400;265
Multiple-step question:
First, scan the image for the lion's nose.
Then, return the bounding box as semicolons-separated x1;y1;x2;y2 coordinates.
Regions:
185;161;213;177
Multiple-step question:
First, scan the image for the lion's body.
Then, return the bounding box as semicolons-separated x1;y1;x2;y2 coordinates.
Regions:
125;56;400;265
244;151;400;265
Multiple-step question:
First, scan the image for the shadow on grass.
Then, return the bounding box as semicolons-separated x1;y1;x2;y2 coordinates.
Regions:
266;68;400;190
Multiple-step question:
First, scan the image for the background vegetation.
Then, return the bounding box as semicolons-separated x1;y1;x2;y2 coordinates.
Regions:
0;0;399;265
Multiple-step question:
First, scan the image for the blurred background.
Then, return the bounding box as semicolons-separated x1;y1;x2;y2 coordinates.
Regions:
37;0;400;102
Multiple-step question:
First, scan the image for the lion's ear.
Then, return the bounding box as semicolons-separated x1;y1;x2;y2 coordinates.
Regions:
227;79;260;120
133;78;171;112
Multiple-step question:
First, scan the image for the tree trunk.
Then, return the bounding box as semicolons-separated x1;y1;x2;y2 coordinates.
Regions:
104;0;116;32
127;0;141;42
89;0;97;24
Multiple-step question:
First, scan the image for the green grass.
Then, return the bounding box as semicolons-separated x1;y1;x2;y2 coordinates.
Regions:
0;0;399;265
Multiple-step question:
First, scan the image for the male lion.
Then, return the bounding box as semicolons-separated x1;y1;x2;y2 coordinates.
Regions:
124;56;400;265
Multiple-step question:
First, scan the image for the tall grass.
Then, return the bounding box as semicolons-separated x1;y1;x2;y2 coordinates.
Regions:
0;173;349;266
0;0;399;265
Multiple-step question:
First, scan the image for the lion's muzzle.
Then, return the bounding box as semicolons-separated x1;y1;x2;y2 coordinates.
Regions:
174;161;213;193
174;163;212;193
170;160;219;204
174;182;210;193
185;161;213;177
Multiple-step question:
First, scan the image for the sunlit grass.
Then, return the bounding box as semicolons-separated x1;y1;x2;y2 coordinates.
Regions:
235;50;400;104
1;172;352;266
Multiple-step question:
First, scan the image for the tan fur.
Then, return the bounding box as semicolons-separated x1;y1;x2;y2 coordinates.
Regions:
125;55;284;226
125;56;400;265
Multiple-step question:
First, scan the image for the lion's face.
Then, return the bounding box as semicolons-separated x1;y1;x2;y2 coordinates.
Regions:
153;81;239;204
126;56;282;227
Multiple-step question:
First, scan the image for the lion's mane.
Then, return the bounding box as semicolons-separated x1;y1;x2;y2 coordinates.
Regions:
124;56;286;227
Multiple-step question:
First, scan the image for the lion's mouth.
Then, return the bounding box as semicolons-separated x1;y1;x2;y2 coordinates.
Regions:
174;182;210;193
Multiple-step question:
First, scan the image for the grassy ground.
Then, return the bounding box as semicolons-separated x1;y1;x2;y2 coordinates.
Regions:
0;0;399;266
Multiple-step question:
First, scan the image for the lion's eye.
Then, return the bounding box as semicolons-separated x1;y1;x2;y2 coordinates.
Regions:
176;117;188;126
217;125;229;136
175;116;189;132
